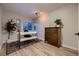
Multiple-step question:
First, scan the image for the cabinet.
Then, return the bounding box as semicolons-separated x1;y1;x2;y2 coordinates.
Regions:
45;27;61;47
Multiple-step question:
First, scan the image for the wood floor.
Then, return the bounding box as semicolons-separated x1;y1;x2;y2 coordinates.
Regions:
8;41;77;56
0;46;6;56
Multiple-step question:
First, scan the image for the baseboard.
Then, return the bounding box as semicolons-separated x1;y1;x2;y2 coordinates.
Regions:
37;38;45;41
62;44;78;51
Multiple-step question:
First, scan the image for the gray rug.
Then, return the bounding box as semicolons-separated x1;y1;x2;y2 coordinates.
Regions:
6;39;40;55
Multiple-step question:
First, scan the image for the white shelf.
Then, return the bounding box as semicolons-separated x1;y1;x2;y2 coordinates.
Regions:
7;36;37;43
20;31;37;42
20;31;37;35
7;31;37;43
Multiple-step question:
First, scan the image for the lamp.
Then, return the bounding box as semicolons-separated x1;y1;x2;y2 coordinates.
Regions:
16;19;21;49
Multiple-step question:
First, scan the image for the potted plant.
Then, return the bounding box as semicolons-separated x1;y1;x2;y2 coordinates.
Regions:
5;19;16;39
54;19;63;28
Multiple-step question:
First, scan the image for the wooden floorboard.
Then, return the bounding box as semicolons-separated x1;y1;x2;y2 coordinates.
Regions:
8;41;77;56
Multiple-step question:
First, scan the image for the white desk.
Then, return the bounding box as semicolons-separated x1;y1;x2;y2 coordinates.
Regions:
20;31;37;42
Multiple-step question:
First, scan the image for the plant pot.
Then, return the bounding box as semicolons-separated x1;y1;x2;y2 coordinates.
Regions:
55;25;60;27
8;33;14;41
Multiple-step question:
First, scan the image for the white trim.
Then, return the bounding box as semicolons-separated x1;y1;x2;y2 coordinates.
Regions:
62;44;78;50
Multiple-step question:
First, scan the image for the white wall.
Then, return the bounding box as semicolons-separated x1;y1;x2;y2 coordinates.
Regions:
0;7;3;49
2;10;32;43
37;23;45;40
78;4;79;55
2;10;32;30
36;12;48;40
45;4;78;50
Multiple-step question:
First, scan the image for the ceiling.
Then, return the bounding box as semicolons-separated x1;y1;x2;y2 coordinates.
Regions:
0;3;69;19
